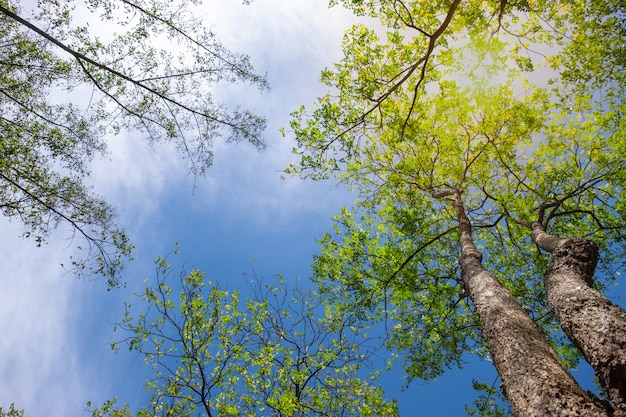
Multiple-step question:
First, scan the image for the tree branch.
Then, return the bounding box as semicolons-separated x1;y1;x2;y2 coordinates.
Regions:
322;0;462;151
0;5;244;132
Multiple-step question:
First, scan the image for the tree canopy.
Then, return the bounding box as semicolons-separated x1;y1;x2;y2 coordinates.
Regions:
0;0;268;284
88;252;398;417
3;0;626;415
290;0;626;414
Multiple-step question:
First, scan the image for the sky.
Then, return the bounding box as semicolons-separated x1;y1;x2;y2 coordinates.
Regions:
1;1;625;416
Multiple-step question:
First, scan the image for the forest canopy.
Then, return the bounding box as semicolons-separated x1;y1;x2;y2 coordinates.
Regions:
2;0;626;416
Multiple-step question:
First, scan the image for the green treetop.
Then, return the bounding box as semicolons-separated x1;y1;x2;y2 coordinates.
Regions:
89;252;398;417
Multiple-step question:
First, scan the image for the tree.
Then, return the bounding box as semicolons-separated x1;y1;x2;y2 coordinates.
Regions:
0;0;268;284
89;252;398;416
289;0;626;415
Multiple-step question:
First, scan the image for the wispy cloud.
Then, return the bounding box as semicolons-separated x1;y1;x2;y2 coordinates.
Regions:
0;223;94;413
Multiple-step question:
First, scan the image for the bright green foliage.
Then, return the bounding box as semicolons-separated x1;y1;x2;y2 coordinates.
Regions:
290;0;626;411
310;76;560;381
0;404;23;417
0;0;267;284
92;252;398;416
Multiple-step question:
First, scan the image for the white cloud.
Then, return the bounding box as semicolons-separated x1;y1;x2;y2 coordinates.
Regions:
0;219;151;415
86;0;360;232
0;222;93;414
175;0;360;225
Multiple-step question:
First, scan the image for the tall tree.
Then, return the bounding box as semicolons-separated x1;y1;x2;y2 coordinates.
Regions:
0;0;268;284
289;0;626;415
89;252;398;416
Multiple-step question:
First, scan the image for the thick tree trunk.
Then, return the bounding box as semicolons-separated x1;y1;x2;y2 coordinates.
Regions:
452;193;607;416
532;222;626;415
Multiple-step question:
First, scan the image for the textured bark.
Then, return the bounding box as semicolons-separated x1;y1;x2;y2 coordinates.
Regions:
453;195;608;416
532;222;626;415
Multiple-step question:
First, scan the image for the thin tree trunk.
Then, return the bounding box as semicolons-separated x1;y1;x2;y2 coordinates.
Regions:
532;222;626;415
451;192;607;416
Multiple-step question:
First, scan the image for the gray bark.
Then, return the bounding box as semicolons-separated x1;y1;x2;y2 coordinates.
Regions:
532;222;626;415
453;194;608;416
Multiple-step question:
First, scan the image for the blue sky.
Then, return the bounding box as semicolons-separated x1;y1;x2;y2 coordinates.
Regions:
1;1;625;416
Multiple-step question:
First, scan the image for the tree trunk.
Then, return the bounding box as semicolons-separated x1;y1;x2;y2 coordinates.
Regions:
532;222;626;415
452;193;608;416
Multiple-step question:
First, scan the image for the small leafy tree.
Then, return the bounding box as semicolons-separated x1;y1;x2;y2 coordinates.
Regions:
0;0;268;284
90;252;398;416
